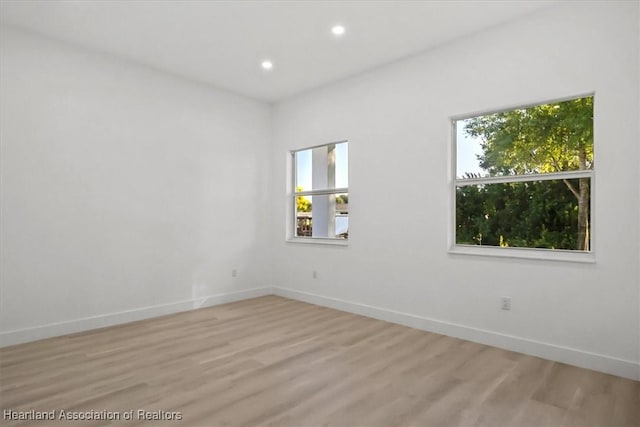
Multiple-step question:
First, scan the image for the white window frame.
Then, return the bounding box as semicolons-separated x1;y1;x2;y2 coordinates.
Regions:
449;94;595;263
288;140;349;245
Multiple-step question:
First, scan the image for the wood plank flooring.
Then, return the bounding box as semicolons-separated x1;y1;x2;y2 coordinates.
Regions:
1;295;638;426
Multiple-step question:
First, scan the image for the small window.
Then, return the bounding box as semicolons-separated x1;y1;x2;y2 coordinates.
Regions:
291;141;348;241
453;95;593;255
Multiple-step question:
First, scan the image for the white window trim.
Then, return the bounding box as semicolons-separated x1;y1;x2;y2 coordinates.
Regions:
448;244;596;263
287;237;349;246
287;140;349;245
449;97;595;263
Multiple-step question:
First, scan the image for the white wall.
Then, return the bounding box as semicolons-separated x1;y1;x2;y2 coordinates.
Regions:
271;2;640;379
0;26;272;345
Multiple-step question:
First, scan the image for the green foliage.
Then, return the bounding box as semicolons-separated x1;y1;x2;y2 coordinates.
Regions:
457;96;593;250
336;194;349;204
296;186;311;212
464;97;593;175
456;180;585;250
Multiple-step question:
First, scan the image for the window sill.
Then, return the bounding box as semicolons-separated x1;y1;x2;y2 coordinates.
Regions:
287;237;348;246
449;245;595;263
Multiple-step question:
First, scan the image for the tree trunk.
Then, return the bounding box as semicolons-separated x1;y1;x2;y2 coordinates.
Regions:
564;147;590;251
577;177;589;251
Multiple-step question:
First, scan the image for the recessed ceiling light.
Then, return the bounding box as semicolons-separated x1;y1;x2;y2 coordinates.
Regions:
331;25;346;36
261;60;273;70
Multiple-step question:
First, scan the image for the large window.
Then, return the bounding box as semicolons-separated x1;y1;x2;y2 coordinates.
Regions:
453;95;593;257
291;141;348;241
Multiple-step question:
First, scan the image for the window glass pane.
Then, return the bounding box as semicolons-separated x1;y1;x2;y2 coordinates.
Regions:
335;142;348;188
335;193;349;239
295;193;348;239
295;149;312;192
456;179;590;250
295;142;347;192
456;96;593;179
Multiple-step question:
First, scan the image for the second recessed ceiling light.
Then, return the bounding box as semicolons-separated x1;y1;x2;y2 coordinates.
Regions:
331;25;346;36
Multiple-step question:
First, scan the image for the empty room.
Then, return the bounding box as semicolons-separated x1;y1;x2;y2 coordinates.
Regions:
1;0;639;426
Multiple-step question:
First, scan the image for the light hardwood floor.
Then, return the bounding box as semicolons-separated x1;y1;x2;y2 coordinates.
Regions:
1;296;638;427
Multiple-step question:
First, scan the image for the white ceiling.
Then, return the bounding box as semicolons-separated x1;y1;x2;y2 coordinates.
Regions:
0;0;557;103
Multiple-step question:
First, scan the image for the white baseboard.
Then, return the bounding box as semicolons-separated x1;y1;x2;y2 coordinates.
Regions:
273;286;640;381
3;285;637;381
0;286;272;347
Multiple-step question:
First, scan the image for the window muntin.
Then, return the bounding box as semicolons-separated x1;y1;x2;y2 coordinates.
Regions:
454;96;593;253
292;141;348;240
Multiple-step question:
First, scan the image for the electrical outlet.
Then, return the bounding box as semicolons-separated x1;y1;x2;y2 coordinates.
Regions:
232;269;237;278
501;296;511;311
312;270;317;279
